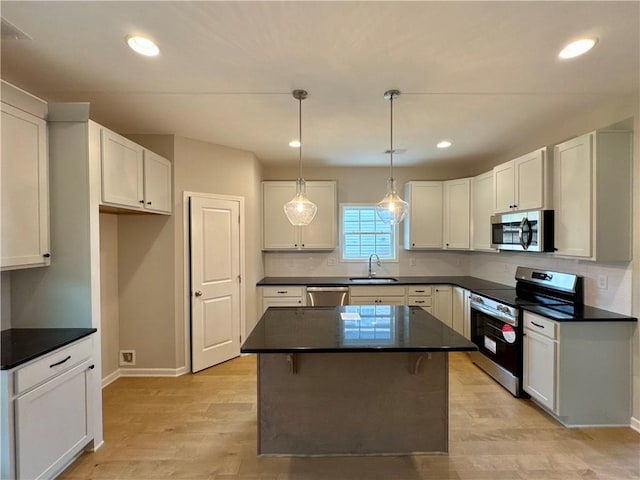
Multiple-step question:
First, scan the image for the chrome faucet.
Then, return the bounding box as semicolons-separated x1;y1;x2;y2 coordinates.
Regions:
368;254;381;278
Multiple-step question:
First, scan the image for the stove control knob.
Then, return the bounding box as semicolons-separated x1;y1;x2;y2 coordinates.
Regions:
471;295;484;304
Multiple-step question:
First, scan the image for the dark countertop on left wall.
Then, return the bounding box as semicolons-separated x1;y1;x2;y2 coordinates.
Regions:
1;328;97;370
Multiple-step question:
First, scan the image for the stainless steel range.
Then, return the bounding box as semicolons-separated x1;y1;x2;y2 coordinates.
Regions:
469;266;583;396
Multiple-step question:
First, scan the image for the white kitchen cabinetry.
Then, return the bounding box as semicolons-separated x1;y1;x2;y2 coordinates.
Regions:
403;181;443;249
452;287;469;337
523;313;557;411
143;150;172;214
100;127;172;214
471;171;495;251
493;148;547;213
260;286;305;314
0;81;50;271
432;285;453;328
406;286;433;314
349;286;406;305
443;178;471;249
523;311;633;426
552;126;632;261
262;181;337;250
1;337;95;480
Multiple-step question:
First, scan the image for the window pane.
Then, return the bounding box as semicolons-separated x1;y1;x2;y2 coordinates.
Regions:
341;205;397;260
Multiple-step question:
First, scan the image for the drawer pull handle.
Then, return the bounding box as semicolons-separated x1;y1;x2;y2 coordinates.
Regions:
531;321;545;329
50;355;71;368
277;290;288;294
415;300;425;304
415;290;425;293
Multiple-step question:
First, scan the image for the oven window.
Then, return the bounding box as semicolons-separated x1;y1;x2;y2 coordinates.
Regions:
470;307;519;375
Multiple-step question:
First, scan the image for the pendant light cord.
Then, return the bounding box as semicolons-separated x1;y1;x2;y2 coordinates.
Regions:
389;93;394;180
298;95;303;180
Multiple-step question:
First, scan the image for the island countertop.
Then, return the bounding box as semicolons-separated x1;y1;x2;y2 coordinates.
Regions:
241;305;478;353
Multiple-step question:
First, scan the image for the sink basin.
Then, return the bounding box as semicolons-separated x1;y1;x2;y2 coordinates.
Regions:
349;277;399;284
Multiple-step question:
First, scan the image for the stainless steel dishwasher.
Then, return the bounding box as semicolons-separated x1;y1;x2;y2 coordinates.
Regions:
306;287;350;306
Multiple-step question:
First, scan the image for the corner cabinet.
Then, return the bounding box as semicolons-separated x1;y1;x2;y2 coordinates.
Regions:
443;178;471;249
1;81;50;270
262;181;337;250
403;181;443;249
493;147;548;214
100;127;172;214
552;126;632;261
471;171;495;251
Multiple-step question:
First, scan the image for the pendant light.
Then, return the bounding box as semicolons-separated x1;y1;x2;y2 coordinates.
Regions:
284;89;318;226
376;89;409;225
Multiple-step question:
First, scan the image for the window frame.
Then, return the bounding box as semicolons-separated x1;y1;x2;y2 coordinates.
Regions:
339;203;399;263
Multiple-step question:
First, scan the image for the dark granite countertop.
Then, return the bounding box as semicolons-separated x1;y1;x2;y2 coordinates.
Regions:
1;328;97;370
258;276;512;290
521;304;637;322
241;305;478;353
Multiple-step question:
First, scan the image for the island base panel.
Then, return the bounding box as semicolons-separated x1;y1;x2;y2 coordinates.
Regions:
257;352;448;455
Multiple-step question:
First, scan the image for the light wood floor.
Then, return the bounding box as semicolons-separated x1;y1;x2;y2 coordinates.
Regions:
60;353;639;480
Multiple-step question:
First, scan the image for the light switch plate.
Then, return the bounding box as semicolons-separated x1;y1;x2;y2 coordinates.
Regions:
598;275;608;289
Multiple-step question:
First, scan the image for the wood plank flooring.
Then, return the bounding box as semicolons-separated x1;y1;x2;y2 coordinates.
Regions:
60;353;639;480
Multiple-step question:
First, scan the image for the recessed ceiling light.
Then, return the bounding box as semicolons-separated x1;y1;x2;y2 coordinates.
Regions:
289;140;301;148
437;140;452;149
126;35;160;57
558;38;597;59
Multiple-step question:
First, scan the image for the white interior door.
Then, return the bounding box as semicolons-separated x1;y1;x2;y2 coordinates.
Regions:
190;195;241;372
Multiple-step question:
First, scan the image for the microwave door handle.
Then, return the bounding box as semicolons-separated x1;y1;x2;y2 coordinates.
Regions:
519;217;532;250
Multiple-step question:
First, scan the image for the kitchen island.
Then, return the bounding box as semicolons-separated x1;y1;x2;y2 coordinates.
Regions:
241;305;477;455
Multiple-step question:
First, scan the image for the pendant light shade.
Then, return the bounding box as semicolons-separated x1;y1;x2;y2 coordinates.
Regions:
284;90;318;226
376;90;408;225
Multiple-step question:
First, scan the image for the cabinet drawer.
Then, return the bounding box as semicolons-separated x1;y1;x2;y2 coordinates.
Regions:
524;312;557;340
349;286;406;297
262;286;303;297
15;337;92;394
407;286;432;296
407;296;432;307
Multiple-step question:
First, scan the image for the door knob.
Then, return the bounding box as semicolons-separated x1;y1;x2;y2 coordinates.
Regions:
194;291;203;297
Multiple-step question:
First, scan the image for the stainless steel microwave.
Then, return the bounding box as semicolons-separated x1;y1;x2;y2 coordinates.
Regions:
490;209;554;252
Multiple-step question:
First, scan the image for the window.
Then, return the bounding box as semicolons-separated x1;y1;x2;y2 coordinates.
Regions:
340;205;397;261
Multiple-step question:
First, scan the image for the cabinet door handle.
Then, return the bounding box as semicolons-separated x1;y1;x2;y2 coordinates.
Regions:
531;321;545;329
194;291;203;297
147;201;152;205
88;364;95;370
50;355;71;368
43;253;51;258
139;200;145;204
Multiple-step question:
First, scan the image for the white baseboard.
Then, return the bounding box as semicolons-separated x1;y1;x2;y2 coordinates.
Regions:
101;369;120;388
102;366;188;388
631;416;640;433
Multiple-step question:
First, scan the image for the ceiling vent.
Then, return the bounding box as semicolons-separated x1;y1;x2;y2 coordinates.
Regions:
1;18;31;40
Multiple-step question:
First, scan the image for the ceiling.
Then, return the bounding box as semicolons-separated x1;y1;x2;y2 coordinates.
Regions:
1;1;638;169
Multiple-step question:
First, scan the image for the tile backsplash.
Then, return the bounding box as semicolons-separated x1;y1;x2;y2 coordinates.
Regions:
264;250;633;315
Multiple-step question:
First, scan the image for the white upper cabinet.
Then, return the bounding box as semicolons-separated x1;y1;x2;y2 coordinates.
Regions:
493;147;547;213
143;150;172;214
1;81;50;270
403;181;443;249
471;171;494;251
443;178;471;249
262;181;337;250
100;127;171;214
553;126;632;261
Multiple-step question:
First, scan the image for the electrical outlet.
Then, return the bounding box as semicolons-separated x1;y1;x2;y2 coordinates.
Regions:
409;258;416;267
597;275;608;290
120;350;136;366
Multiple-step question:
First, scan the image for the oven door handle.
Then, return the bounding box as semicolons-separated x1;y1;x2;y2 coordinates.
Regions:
471;302;518;327
519;217;533;250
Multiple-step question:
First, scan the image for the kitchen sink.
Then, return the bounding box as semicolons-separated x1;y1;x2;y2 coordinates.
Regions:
348;277;399;283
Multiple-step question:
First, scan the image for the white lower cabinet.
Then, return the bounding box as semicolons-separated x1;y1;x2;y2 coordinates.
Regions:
406;286;433;314
260;286;305;314
349;286;406;305
523;311;633;426
432;285;453;328
452;287;469;337
523;314;557;411
1;337;95;480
